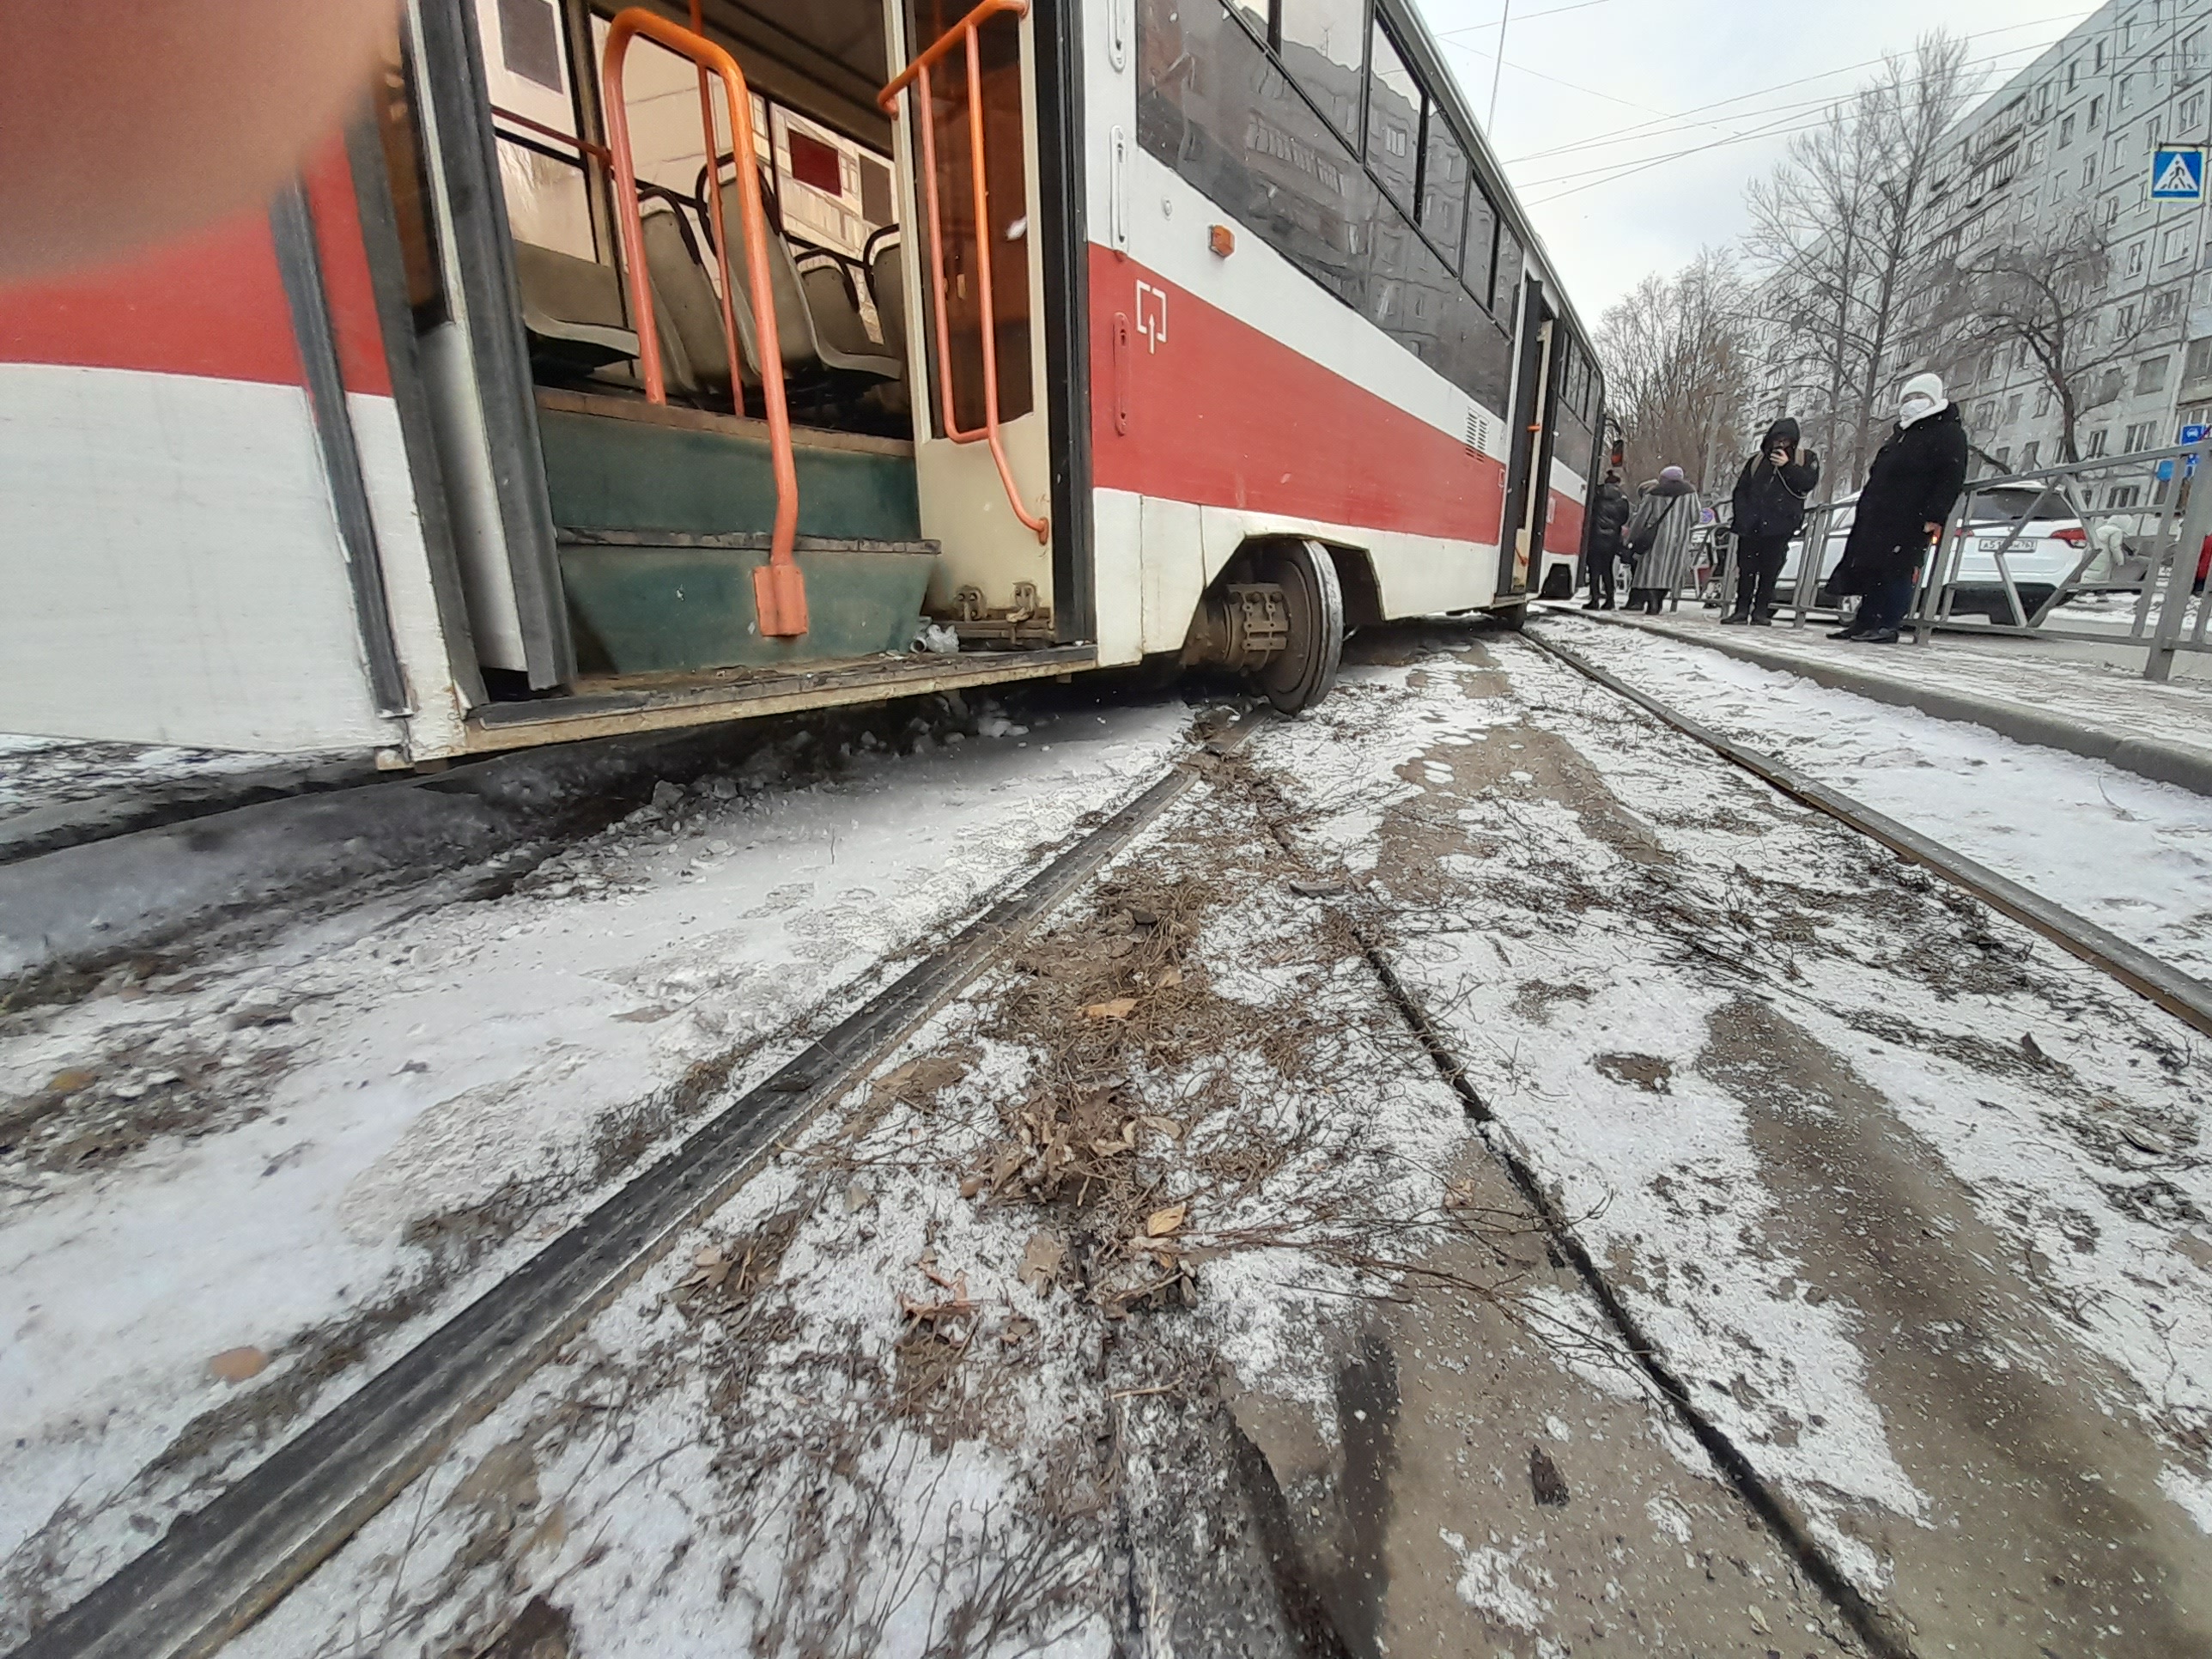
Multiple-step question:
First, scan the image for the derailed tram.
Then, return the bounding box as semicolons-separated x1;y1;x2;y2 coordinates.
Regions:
0;0;1605;763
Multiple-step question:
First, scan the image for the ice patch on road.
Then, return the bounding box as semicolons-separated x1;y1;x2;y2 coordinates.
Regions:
1440;1528;1553;1631
2160;1465;2212;1535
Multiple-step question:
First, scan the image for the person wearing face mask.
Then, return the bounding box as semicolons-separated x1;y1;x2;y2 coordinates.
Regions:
1826;374;1969;643
1723;417;1820;625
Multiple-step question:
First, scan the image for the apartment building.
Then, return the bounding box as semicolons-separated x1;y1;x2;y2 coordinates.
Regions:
1751;0;2212;502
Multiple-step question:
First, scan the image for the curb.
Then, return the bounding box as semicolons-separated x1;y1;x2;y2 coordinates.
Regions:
1547;606;2212;799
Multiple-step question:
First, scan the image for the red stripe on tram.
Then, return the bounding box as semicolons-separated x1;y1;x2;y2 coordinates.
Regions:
1088;244;1507;544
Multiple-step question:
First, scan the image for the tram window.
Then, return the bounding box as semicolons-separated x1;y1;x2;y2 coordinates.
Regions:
1365;22;1421;213
486;0;596;261
1279;0;1366;143
1492;220;1522;319
1464;185;1498;307
1139;0;1514;409
1421;118;1469;270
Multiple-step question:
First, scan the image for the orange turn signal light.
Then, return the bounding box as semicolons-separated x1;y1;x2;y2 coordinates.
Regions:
1209;223;1235;257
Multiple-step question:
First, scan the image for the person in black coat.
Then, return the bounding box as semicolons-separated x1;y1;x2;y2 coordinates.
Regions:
1583;471;1631;610
1827;373;1971;643
1723;417;1820;625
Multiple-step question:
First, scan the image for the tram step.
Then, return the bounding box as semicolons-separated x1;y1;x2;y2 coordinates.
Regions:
556;529;940;676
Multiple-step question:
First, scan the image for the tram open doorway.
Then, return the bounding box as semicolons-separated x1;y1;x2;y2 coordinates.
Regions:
1496;279;1562;608
390;0;1083;744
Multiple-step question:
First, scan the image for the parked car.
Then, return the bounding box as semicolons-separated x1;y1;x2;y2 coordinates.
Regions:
1778;486;2092;621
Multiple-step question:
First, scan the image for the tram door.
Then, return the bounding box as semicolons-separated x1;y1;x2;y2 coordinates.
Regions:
1498;283;1557;598
895;0;1058;629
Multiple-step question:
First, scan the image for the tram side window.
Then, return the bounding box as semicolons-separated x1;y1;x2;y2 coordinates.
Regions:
1492;219;1523;319
1465;185;1498;306
481;0;597;261
1279;0;1366;143
1136;0;1514;413
1136;0;1370;310
1365;23;1421;213
1421;118;1469;271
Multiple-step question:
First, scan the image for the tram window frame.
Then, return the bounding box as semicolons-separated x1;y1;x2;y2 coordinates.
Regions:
1364;18;1424;216
1135;0;1520;411
1277;0;1368;144
1420;112;1470;272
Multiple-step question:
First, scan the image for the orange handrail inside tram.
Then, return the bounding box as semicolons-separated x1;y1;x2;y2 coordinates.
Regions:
879;0;1049;544
601;7;807;637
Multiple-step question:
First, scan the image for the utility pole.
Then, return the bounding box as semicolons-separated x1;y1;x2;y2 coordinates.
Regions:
1488;0;1512;133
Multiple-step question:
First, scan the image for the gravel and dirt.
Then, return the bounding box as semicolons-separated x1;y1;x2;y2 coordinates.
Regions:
4;623;2208;1658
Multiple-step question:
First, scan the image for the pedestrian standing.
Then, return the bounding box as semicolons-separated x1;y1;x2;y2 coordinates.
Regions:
1583;471;1631;611
1827;374;1969;643
1723;418;1820;625
1620;465;1704;615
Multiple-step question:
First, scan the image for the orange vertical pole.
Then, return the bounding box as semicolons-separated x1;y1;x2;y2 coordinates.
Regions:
878;0;1047;542
603;9;805;634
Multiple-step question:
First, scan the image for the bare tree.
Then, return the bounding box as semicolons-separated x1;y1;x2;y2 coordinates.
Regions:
1934;211;2126;464
1745;33;1979;489
1597;250;1760;494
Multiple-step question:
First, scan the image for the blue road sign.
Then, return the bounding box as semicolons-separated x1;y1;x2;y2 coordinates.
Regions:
2151;147;2205;199
2160;428;2204;482
2170;422;2212;482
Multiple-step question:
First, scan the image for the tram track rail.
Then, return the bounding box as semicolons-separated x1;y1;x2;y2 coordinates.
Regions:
1523;627;2212;1042
27;627;2201;1659
1235;753;1921;1659
9;715;1264;1659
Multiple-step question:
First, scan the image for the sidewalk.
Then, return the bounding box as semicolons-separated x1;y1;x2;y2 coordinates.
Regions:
1544;602;2212;798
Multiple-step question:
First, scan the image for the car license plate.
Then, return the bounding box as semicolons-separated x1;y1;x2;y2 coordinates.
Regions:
1977;537;2014;552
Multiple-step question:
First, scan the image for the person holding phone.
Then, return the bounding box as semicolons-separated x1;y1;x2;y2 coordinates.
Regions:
1723;418;1820;625
1826;374;1970;644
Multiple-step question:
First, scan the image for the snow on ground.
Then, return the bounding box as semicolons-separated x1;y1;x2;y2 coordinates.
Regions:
1540;611;2212;981
219;738;1499;1658
0;695;1189;1632
1259;631;2212;1606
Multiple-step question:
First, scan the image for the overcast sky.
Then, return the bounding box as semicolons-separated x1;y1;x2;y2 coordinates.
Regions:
1407;0;2096;324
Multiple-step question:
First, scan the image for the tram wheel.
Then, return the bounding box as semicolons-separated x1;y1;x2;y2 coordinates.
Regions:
1253;539;1344;714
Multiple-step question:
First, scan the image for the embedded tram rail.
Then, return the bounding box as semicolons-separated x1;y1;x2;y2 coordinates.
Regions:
6;621;2209;1658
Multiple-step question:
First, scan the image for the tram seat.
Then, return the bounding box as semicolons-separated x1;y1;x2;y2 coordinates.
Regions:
709;166;903;384
868;238;907;365
799;258;880;360
640;209;730;394
512;240;640;374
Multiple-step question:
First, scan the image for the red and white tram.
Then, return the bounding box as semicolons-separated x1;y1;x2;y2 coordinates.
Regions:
0;0;1604;763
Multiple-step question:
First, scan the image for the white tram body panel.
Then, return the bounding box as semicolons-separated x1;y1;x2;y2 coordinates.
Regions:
0;0;1602;759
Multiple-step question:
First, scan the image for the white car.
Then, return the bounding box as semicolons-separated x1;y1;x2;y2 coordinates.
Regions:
1777;486;2090;622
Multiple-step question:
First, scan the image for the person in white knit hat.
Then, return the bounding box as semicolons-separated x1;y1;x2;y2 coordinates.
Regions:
1826;373;1970;643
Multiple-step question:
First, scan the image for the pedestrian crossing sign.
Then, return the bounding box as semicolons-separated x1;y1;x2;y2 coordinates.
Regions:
2151;146;2205;199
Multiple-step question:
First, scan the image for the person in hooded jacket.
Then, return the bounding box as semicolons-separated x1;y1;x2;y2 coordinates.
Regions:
1827;373;1970;643
1620;465;1704;614
1583;471;1631;610
1723;418;1820;625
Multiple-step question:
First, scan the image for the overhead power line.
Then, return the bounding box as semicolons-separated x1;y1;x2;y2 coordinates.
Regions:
1453;4;2097;170
1512;36;2075;196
